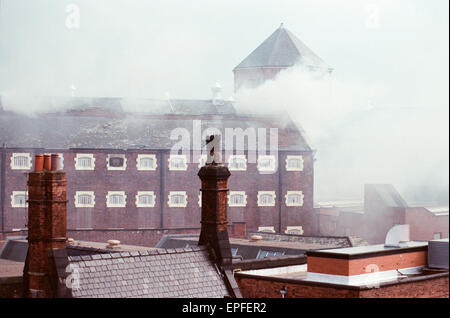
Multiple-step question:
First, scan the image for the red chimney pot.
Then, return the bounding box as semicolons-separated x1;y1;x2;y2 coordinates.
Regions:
34;155;44;172
51;154;59;171
43;154;51;171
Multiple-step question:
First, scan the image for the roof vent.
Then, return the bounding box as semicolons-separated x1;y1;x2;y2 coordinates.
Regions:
211;82;224;106
106;239;121;249
384;224;410;247
428;238;449;269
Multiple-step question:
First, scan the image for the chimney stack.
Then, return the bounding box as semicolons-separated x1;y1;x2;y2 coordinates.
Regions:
198;135;231;265
24;154;68;297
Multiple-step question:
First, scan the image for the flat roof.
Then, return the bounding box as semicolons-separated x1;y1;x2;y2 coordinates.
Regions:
307;241;428;260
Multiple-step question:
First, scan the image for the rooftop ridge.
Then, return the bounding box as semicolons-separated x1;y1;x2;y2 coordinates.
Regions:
67;245;207;262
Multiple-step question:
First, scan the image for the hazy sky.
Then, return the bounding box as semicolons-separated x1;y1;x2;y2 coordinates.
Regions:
0;0;448;202
0;0;448;100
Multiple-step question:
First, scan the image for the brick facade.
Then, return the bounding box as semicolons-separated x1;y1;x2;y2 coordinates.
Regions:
0;147;314;239
235;273;449;298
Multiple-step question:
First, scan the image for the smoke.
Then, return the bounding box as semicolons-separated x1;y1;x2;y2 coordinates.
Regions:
235;65;449;204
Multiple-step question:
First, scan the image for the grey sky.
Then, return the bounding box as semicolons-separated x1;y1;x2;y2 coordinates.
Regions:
0;0;448;100
0;0;448;202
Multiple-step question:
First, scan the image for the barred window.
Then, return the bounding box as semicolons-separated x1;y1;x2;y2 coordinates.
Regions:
75;154;95;170
228;155;247;171
11;191;28;208
257;191;276;206
106;191;126;207
137;154;157;171
168;192;188;207
257;155;276;172
285;191;304;207
136;191;156;208
286;155;304;171
74;191;95;208
228;191;247;207
11;153;32;170
168;155;188;170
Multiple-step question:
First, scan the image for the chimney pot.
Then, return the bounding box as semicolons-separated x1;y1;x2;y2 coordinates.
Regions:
106;239;121;249
43;154;51;171
51;154;60;171
34;155;44;172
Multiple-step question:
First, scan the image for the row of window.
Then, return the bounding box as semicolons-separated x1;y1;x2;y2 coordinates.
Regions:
9;153;304;172
10;190;304;208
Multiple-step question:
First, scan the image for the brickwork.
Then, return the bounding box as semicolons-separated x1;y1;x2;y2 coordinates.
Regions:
406;207;449;241
1;148;313;239
235;273;449;298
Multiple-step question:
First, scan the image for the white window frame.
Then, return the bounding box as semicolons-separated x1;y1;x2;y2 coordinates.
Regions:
258;226;276;233
11;191;28;208
106;191;127;208
135;191;156;208
285;226;304;235
107;154;127;171
286;155;304;171
168;191;188;208
198;192;202;207
74;191;95;208
168;155;188;171
228;155;247;171
257;155;276;172
10;153;32;170
198;154;207;169
285;191;304;207
228;191;248;207
136;154;157;171
75;153;95;170
257;191;276;207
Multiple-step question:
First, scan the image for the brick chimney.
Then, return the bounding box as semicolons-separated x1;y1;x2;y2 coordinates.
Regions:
23;154;69;297
198;135;242;297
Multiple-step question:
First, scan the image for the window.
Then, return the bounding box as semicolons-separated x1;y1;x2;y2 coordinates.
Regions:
285;226;304;235
75;154;95;170
168;191;188;207
285;155;304;171
168;155;188;171
256;250;285;259
198;192;202;207
228;191;247;207
11;191;28;208
74;191;95;208
433;233;442;240
228;155;247;171
257;155;276;172
107;154;127;170
106;191;127;208
285;191;304;207
10;153;32;170
137;154;157;171
257;191;276;207
258;226;276;233
135;191;156;208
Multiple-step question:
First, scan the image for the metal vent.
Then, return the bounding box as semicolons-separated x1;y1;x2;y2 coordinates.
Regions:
428;238;449;269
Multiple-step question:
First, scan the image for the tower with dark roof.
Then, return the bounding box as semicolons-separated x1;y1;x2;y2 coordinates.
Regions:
233;23;332;91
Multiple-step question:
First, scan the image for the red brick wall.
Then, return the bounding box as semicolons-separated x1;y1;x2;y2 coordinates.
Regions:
1;149;313;237
405;207;449;241
235;274;449;298
0;279;23;298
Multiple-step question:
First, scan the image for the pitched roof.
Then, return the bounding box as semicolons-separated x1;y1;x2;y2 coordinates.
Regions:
234;24;330;70
366;184;408;208
67;246;231;298
0;103;312;151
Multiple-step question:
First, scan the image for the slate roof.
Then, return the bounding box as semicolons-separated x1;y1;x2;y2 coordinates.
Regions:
234;24;331;70
366;184;408;208
0;101;311;151
67;246;231;298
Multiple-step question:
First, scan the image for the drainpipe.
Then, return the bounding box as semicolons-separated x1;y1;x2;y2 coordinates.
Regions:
1;143;5;233
159;150;165;228
278;151;283;234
